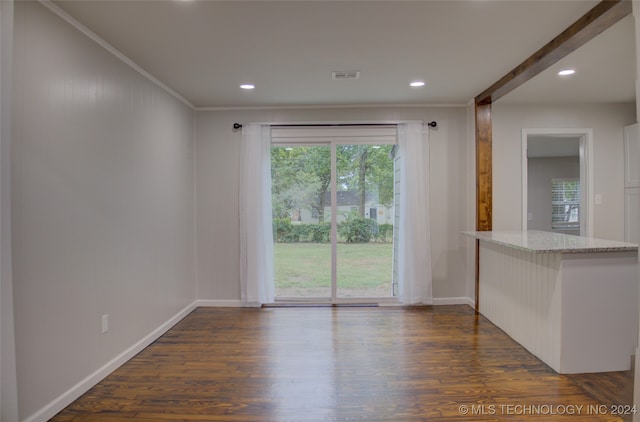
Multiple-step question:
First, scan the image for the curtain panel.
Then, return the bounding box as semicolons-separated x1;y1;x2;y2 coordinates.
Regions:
239;123;275;306
397;122;433;304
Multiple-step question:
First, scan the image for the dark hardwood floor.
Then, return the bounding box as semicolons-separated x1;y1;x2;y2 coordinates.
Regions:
53;306;633;421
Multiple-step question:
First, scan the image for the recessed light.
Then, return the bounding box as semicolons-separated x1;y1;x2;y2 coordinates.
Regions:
410;81;425;87
558;69;575;76
240;84;255;90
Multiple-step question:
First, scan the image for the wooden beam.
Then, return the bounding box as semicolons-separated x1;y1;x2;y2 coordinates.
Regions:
475;0;632;105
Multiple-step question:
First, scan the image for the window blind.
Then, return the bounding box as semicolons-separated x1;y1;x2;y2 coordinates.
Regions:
270;125;397;145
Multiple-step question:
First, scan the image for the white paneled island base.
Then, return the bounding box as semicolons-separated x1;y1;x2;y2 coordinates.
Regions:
465;230;639;374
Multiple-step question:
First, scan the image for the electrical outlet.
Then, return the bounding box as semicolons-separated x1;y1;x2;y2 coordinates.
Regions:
101;314;109;334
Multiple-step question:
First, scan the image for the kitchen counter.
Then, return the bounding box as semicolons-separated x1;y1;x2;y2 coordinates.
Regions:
464;229;638;253
465;230;638;374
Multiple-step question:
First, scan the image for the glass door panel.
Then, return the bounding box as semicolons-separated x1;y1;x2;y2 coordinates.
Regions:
335;144;394;298
272;145;332;299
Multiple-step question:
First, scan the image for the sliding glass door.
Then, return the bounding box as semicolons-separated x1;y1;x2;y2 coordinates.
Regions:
271;141;395;302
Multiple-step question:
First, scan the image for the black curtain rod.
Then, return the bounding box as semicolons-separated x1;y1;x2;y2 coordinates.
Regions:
232;121;437;130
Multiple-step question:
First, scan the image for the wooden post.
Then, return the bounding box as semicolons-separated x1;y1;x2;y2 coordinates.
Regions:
475;102;493;233
474;101;492;311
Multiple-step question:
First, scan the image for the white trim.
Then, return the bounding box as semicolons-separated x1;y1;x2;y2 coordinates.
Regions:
195;299;244;307
521;128;594;237
379;298;473;306
197;103;467;112
23;301;198;422
267;297;474;306
193;114;199;301
37;0;195;110
432;296;475;306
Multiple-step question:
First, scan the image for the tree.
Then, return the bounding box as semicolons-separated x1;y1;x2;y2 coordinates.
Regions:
302;147;331;222
271;144;394;223
366;145;394;207
337;144;394;217
357;147;368;217
271;146;329;221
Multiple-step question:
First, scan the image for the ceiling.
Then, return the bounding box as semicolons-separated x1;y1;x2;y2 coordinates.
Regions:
50;0;635;109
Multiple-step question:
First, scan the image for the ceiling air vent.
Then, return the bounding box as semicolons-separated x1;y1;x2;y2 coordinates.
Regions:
332;71;360;80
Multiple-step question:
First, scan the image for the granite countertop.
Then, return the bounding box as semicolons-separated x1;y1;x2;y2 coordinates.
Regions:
462;230;639;253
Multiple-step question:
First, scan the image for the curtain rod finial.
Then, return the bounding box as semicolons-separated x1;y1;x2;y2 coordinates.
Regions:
427;121;437;128
233;123;243;130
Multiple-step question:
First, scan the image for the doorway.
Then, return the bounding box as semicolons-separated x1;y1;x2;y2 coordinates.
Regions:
271;142;397;303
521;129;593;237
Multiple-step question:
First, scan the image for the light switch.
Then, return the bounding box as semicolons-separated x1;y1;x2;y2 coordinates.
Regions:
102;314;109;334
595;194;603;205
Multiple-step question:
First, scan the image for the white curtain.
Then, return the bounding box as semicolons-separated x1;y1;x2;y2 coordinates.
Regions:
239;123;275;306
397;122;433;304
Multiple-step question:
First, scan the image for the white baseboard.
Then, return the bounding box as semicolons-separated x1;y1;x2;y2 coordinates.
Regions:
196;298;475;308
432;296;475;307
25;301;198;422
195;299;244;307
195;298;475;307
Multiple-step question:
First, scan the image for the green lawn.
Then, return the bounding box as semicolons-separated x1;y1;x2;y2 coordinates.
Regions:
274;242;393;290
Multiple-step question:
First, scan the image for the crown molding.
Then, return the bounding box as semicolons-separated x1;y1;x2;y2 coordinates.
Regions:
38;0;196;111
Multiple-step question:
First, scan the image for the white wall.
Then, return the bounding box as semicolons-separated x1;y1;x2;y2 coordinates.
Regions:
195;107;473;303
0;1;18;421
11;2;196;419
493;102;636;240
527;156;580;232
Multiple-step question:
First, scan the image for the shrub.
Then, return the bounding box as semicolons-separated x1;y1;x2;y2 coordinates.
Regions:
273;218;385;244
273;218;298;242
377;224;393;243
338;214;372;243
310;222;331;243
291;224;308;242
273;220;331;243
